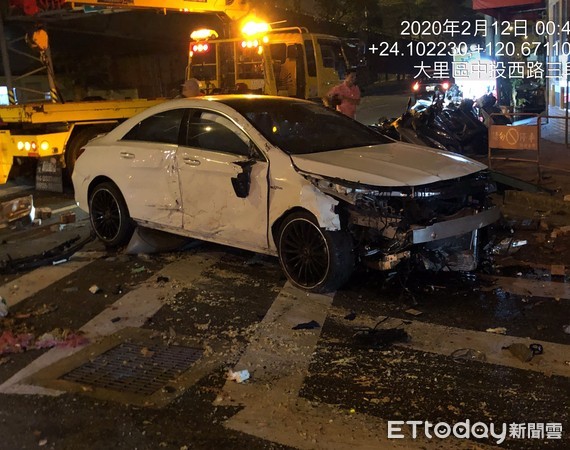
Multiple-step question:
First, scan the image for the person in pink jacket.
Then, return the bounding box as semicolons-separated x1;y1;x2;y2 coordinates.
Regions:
326;68;361;119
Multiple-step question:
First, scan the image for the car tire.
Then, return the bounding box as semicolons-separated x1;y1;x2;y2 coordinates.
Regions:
277;211;354;293
89;182;134;247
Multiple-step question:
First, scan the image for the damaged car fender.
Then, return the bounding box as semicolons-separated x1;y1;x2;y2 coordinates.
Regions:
265;149;342;253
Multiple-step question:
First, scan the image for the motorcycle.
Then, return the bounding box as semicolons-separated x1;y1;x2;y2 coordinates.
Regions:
372;97;463;153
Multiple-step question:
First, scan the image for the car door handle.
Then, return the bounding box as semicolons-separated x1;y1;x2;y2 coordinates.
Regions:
183;158;201;166
120;152;135;159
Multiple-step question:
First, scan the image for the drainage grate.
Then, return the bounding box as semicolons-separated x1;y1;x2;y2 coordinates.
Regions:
60;342;203;396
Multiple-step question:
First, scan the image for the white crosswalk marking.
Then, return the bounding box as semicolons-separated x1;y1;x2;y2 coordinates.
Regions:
482;275;570;300
0;259;98;308
0;253;567;449
328;312;570;378
221;284;502;450
0;252;221;396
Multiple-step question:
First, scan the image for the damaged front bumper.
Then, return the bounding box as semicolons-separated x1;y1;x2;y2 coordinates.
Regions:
411;207;500;244
306;170;499;272
360;208;499;272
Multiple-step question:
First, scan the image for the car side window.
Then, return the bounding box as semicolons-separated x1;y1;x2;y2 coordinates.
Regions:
122;108;186;144
184;110;250;157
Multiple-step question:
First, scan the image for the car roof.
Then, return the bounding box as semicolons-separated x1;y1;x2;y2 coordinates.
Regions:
142;94;316;116
178;94;312;106
99;95;317;142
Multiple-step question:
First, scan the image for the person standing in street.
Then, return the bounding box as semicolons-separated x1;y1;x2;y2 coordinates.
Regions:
326;68;361;119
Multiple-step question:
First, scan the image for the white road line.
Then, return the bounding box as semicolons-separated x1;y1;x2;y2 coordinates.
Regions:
0;252;221;396
222;283;333;394
401;319;570;378
481;275;570;300
221;285;500;450
0;260;96;307
329;310;570;378
227;397;500;450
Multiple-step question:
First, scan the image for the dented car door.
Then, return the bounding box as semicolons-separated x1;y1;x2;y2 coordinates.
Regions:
176;109;269;252
113;108;185;227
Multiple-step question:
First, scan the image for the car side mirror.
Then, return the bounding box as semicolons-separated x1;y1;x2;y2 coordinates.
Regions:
231;159;256;198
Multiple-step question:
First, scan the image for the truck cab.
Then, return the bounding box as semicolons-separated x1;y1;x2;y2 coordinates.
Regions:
188;27;349;101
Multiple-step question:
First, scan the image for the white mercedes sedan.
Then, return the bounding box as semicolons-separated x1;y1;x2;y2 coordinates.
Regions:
73;95;499;292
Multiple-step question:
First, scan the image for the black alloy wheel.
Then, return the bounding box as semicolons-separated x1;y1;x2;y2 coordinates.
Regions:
277;211;354;292
89;182;134;247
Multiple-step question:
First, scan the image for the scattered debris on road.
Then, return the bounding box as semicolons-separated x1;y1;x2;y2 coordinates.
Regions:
292;320;320;330
0;195;34;228
353;318;409;350
0;297;8;317
491;238;528;255
89;284;101;294
0;234;94;274
59;212;76;224
451;348;487;362
504;343;534;362
227;369;250;383
343;312;356;321
0;328;88;356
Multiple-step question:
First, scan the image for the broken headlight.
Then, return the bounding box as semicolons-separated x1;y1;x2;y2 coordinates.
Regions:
306;175;410;205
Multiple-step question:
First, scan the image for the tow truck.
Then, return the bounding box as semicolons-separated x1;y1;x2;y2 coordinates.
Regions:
0;0;350;186
0;0;252;185
188;26;349;100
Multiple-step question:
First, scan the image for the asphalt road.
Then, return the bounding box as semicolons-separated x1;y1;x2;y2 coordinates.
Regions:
0;187;568;449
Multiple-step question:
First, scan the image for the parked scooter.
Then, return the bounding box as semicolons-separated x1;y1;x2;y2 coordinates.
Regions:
477;93;512;126
371;98;441;148
372;96;486;155
435;99;488;154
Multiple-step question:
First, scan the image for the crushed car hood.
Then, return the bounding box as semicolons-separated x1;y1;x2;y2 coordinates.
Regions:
291;143;487;187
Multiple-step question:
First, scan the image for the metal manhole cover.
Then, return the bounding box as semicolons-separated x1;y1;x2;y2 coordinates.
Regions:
60;342;203;395
24;328;219;407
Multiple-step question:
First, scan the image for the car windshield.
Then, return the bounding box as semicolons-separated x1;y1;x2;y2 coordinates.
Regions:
219;98;390;155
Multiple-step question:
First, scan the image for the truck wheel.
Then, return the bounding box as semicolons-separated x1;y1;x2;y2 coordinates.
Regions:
277;211;354;293
66;128;104;176
89;182;134;247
